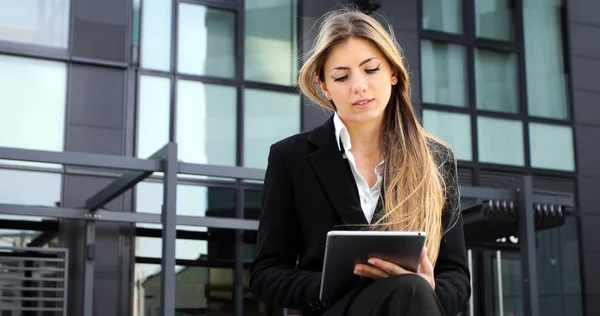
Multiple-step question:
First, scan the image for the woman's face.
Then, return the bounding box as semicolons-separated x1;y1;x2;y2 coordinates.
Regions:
319;37;397;125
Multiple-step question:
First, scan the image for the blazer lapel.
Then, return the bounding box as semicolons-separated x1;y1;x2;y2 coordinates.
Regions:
307;116;368;226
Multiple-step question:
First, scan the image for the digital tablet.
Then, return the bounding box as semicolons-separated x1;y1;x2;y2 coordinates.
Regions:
319;230;426;303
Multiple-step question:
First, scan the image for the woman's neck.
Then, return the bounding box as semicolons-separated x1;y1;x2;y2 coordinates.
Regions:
344;117;383;159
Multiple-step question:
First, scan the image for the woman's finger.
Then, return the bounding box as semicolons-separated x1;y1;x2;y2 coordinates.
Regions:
418;247;434;276
367;258;410;276
354;263;390;279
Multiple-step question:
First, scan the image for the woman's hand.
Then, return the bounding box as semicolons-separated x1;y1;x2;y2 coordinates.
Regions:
353;247;436;291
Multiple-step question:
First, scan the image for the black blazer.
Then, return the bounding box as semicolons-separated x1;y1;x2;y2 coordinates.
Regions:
249;116;471;315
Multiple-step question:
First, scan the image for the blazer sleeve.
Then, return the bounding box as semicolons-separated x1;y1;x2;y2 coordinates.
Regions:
434;149;472;315
249;145;322;311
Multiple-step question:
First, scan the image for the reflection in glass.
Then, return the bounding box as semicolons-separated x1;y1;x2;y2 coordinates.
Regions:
0;55;66;169
133;264;271;316
529;123;574;171
178;4;235;78
244;89;300;169
0;169;61;223
177;80;236;166
475;0;514;41
423;110;472;161
475;49;518;113
524;0;569;119
137;75;170;158
140;0;172;71
421;40;467;107
422;0;462;34
0;0;69;48
477;117;524;166
245;0;298;85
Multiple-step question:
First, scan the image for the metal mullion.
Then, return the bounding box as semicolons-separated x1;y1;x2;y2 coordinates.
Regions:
527;116;574;126
474;110;523;121
514;0;531;170
0;42;69;61
176;73;239;87
474;39;520;54
465;0;479;186
245;80;304;94
420;31;470;45
70;56;129;69
516;175;539;316
82;221;95;316
169;0;179;144
235;0;245;313
180;0;239;10
135;256;252;269
138;69;173;78
421;103;471;115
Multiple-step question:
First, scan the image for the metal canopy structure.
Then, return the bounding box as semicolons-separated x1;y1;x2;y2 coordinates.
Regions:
0;144;576;316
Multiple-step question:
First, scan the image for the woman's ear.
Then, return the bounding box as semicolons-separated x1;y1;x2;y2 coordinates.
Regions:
317;77;331;100
391;74;398;86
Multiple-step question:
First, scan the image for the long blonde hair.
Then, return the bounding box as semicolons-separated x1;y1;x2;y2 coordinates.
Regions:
298;8;459;266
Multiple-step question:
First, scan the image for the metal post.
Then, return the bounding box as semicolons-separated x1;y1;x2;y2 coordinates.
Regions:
234;187;245;316
517;175;539;316
83;221;96;316
160;143;177;316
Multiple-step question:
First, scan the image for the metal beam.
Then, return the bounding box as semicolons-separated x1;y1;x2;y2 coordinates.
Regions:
85;144;171;211
516;175;539;316
461;186;517;200
178;162;265;181
161;143;177;316
0;146;160;171
0;204;260;230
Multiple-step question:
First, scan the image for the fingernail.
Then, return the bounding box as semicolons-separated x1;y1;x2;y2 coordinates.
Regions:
368;259;375;265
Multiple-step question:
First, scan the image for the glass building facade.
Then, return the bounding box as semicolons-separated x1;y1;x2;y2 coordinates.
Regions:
1;0;599;315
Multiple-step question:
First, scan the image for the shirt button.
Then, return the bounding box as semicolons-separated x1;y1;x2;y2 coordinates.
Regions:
363;197;369;204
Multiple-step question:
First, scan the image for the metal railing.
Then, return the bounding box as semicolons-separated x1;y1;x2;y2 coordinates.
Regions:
0;246;68;315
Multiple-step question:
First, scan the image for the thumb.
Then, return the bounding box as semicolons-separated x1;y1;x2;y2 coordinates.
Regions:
418;247;434;275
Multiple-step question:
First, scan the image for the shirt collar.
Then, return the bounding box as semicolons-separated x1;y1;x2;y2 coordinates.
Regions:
333;113;385;170
333;112;351;152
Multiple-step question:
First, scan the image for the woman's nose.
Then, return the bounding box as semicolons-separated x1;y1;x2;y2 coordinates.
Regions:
351;75;368;93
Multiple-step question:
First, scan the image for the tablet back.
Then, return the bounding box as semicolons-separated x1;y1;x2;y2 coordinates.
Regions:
319;230;426;303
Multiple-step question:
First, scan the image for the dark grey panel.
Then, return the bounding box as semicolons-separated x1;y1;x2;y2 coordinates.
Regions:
577;175;600;214
396;31;419;70
567;0;600;27
379;0;418;32
585;294;600;316
66;125;124;156
531;176;575;194
302;100;332;131
69;65;125;130
94;269;121;315
478;170;521;188
409;66;421;106
574;90;600;126
580;214;600;253
571;56;600;92
63;174;124;211
457;167;473;186
72;0;128;62
569;22;600;58
576;125;600;176
583;252;600;295
59;220;85;316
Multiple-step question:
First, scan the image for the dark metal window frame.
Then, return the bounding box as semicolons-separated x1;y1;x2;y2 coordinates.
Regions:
417;0;577;183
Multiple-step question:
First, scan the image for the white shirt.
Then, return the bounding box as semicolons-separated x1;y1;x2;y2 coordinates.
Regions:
333;113;384;223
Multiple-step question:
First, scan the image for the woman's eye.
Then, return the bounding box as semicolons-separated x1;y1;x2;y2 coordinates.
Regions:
333;76;348;82
366;66;380;74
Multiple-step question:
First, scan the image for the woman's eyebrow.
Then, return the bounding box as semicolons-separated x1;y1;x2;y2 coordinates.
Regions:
330;57;379;71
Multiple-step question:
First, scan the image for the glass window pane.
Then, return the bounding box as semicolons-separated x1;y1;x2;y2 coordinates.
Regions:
245;0;297;86
422;0;462;34
421;40;467;107
0;1;69;48
423;110;472;161
529;123;574;171
524;0;569;119
475;49;519;113
244;89;300;169
177;80;236;166
178;4;235;78
0;55;66;169
140;0;172;71
0;170;61;206
477;116;524;166
475;0;515;41
137;75;171;158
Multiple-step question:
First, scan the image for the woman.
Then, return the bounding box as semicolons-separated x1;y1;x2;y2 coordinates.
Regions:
249;8;471;316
